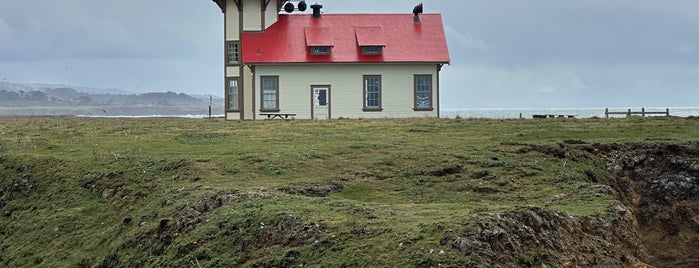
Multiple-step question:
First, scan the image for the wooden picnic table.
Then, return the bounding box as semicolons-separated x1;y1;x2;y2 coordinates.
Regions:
260;113;296;119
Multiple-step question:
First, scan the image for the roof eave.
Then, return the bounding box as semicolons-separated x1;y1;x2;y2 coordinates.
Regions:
212;0;225;12
242;61;451;65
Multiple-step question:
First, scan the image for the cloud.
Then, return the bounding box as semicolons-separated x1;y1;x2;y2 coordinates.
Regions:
444;25;495;52
0;17;15;42
440;61;699;109
0;1;197;62
677;42;698;55
3;0;699;107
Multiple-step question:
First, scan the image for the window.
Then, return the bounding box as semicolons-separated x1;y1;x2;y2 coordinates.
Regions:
363;75;382;111
227;78;239;111
414;75;433;110
261;76;279;111
310;46;331;55
226;42;239;65
361;46;383;55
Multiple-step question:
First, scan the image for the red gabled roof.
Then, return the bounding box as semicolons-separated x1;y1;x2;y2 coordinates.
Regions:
355;26;386;47
304;27;334;47
241;14;450;64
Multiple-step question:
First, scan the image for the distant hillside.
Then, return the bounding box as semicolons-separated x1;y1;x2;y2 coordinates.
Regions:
0;81;131;95
0;81;224;116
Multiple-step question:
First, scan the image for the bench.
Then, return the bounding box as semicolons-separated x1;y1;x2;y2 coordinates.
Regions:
260;113;296;120
533;114;576;119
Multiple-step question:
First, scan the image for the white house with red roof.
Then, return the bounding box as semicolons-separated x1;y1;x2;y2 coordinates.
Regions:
211;0;450;120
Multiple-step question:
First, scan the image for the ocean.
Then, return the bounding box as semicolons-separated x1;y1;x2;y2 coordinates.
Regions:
70;107;699;119
441;107;699;119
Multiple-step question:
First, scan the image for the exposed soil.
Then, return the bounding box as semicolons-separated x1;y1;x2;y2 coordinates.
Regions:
441;143;699;267
601;143;699;267
6;142;698;267
443;206;649;267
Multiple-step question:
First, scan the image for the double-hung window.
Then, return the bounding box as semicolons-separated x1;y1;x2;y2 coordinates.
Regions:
227;78;240;111
260;76;279;111
414;75;433;110
363;75;382;111
226;41;239;65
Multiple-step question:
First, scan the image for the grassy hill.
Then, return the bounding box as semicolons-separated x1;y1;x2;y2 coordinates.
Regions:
1;116;697;267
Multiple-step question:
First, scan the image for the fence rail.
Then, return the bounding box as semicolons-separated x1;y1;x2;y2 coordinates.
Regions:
605;108;669;118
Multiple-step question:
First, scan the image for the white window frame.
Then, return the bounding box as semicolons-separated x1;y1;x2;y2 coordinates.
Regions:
260;76;280;112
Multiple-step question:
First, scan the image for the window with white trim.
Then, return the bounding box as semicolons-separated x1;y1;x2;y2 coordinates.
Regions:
261;76;279;111
414;75;433;110
226;42;239;65
363;75;382;111
227;78;240;110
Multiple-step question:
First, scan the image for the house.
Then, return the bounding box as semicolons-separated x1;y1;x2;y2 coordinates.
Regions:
211;0;450;120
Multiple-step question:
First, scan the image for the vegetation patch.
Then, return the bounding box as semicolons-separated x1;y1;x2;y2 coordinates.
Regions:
1;116;698;267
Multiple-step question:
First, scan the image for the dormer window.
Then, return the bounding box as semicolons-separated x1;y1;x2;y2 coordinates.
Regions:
310;46;332;55
355;26;386;56
361;46;383;55
305;27;334;56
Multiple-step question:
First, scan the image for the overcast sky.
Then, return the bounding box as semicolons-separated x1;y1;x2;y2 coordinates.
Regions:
2;0;699;108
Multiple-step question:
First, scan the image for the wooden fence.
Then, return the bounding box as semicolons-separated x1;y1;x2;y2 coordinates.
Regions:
605;108;669;118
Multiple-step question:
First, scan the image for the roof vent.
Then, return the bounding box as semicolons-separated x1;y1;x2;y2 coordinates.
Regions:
311;3;323;18
412;3;423;23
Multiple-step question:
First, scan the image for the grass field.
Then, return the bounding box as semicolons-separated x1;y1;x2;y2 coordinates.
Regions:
0;116;697;267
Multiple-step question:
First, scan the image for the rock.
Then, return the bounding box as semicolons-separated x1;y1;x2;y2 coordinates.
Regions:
445;207;646;267
159;218;170;230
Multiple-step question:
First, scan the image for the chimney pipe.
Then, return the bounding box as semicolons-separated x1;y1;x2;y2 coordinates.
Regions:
412;3;423;23
311;3;323;18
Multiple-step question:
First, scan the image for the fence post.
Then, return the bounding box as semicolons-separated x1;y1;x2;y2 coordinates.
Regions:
642;107;645;117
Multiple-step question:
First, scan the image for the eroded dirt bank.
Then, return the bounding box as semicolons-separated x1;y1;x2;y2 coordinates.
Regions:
3;138;697;267
442;143;699;267
602;143;699;267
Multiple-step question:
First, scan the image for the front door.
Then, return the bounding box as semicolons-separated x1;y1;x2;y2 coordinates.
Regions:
312;86;330;120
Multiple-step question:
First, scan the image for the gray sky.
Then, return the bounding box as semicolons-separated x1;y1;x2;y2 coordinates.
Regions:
1;0;698;108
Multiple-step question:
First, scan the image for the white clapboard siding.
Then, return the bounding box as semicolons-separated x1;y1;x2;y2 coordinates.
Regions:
242;0;262;31
264;6;278;29
226;112;241;120
252;64;440;119
226;67;240;78
243;67;255;119
224;1;240;40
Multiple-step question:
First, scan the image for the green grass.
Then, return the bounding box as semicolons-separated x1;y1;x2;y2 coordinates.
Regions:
0;116;697;267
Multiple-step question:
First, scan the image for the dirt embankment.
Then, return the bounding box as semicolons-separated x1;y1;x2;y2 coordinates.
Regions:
442;143;699;267
4;143;697;267
602;143;699;267
103;143;698;267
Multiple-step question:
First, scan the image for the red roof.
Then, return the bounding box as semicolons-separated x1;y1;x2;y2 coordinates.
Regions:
241;14;450;64
304;27;334;47
355;26;386;47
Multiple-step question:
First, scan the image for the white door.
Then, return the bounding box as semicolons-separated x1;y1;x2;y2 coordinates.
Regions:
312;87;329;120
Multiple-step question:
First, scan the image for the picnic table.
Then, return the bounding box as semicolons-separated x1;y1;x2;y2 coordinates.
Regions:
260;113;296;119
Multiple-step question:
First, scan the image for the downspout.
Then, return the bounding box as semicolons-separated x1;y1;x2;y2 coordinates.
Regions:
437;64;443;118
249;65;256;120
222;2;228;119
